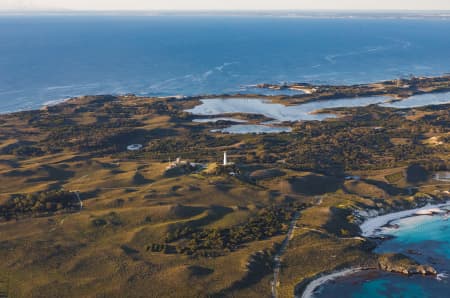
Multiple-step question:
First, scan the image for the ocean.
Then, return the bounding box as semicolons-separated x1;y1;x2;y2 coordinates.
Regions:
1;16;450;113
315;212;450;298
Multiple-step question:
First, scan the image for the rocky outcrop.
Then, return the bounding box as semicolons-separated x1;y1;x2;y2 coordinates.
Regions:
378;253;437;276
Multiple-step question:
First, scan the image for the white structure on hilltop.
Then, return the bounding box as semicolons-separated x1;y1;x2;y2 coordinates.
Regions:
165;156;206;173
222;151;234;167
167;156;187;170
223;152;228;166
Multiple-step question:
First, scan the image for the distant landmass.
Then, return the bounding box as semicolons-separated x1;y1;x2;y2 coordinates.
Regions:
2;10;450;19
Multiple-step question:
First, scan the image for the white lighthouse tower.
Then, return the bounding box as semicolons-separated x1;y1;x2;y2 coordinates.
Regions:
223;151;228;166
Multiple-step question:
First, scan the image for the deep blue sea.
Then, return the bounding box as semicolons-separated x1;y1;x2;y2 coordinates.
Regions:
1;16;450;112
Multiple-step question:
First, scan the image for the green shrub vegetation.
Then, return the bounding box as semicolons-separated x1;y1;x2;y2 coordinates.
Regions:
0;190;78;220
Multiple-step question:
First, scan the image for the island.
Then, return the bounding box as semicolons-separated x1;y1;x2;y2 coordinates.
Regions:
0;76;448;297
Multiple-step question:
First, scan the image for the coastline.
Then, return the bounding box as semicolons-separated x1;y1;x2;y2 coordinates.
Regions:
360;201;450;237
297;268;366;298
41;97;75;109
296;200;450;298
1;74;449;116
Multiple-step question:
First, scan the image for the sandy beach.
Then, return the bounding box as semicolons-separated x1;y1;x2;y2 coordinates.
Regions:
298;268;364;298
297;201;450;297
360;201;450;237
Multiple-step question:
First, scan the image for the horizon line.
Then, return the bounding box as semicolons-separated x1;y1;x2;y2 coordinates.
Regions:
2;8;450;12
2;9;450;17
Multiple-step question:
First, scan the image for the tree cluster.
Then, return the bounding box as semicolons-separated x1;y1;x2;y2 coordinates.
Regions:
0;190;78;220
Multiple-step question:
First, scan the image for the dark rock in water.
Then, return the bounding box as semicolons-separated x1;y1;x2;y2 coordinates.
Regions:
378;253;437;276
384;223;400;229
427;256;442;265
368;234;395;242
406;249;422;255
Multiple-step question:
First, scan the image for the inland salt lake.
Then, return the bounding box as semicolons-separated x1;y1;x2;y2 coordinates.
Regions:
1;15;450;296
186;92;450;133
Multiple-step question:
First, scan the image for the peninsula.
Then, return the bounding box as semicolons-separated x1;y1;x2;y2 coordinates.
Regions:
256;74;450;104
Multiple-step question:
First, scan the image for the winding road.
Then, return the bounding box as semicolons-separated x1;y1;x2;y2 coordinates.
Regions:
70;190;83;211
271;211;301;298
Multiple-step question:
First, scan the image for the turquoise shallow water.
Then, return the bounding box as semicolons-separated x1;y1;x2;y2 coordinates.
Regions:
315;212;450;298
315;271;449;298
375;214;450;262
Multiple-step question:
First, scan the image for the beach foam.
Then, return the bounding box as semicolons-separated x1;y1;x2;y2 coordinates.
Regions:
415;208;445;215
360;202;450;237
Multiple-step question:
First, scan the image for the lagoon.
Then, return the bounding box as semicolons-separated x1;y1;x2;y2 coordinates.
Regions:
186;91;450;133
382;92;450;109
186;96;386;122
211;124;292;134
188;91;450;123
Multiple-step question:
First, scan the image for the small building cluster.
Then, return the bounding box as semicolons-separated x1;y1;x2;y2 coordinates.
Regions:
163;152;238;177
167;157;191;170
164;157;205;177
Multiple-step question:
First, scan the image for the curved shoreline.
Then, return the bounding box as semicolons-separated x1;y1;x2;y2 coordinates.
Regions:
297;268;365;298
360;201;450;237
297;200;450;298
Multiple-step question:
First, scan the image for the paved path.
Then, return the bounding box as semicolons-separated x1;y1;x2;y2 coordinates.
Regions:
72;191;83;210
271;211;301;298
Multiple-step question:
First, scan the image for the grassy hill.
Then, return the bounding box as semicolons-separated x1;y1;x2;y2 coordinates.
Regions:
0;94;448;297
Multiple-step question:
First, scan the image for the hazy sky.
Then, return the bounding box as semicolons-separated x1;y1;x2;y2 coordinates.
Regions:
2;0;450;11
